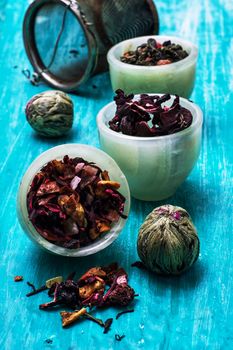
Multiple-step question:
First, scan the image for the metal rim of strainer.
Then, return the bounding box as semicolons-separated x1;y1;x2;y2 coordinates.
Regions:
23;0;97;92
23;0;159;91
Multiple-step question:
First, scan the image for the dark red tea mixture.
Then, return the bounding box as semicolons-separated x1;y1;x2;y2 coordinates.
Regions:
121;38;188;66
109;90;193;137
14;275;23;282
25;263;136;331
39;263;135;311
27;156;126;248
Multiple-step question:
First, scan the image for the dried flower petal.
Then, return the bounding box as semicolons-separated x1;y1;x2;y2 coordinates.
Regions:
79;267;107;283
157;59;172;65
79;280;105;300
60;308;87;327
37;181;60;196
70;176;81;190
14;276;23;282
38;263;135;314
101;267;135;307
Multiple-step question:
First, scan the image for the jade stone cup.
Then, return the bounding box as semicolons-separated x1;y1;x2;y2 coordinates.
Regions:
107;35;198;98
97;95;203;201
17;144;130;256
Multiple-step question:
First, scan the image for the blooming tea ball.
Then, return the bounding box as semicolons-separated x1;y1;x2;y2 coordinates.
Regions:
25;90;73;137
137;205;199;275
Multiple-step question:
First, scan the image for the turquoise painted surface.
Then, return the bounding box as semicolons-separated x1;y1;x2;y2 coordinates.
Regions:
0;1;233;349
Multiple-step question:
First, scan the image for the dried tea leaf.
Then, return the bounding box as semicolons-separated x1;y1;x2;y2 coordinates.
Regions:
103;318;113;333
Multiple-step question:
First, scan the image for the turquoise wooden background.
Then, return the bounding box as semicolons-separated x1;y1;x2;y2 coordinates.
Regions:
0;1;233;349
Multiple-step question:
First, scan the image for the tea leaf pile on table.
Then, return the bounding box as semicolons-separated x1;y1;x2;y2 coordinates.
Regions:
0;0;233;349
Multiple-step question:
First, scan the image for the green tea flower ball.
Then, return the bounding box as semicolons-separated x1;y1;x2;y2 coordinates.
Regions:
137;205;200;275
25;90;73;137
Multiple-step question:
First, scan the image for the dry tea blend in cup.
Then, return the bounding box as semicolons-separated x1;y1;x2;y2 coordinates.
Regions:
23;0;159;91
26;155;127;249
107;35;198;98
120;38;188;66
97;92;203;201
17;144;130;257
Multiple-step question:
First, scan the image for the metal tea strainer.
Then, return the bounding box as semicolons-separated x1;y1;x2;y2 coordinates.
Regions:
23;0;159;91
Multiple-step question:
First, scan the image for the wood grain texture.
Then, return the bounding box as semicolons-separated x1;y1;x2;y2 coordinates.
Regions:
0;0;233;349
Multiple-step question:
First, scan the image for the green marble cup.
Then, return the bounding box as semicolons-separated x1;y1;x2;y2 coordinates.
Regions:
97;95;203;201
107;35;198;98
17;144;130;256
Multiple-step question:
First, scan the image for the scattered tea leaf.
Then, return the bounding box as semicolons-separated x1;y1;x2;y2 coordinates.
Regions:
14;276;23;282
60;308;87;327
115;334;125;341
26;263;136;332
116;309;134;319
103;318;113;333
26;284;47;297
27;281;36;292
84;313;105;327
22;68;31;79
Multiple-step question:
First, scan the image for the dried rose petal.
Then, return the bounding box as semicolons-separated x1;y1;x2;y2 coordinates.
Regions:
70;176;81;190
157;59;172;65
97;181;120;189
75;162;85;173
36;181;60;196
